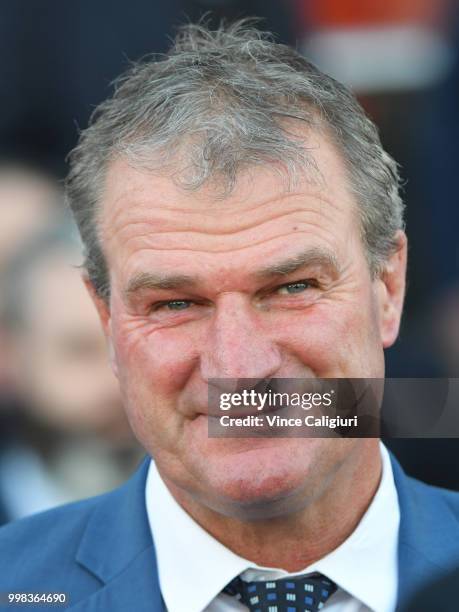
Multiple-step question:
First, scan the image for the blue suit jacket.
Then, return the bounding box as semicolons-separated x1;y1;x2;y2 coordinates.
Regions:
0;453;459;611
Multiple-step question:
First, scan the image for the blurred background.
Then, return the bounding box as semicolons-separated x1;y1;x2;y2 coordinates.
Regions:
0;0;458;526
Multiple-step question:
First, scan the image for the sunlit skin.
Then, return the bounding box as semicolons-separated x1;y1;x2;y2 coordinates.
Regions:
89;127;407;570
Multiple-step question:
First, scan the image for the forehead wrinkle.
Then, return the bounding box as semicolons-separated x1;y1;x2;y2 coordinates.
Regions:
101;173;346;240
104;173;315;214
119;227;341;267
109;189;344;223
109;204;345;254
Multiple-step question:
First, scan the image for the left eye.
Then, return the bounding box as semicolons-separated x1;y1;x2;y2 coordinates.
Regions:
157;300;192;311
277;281;314;295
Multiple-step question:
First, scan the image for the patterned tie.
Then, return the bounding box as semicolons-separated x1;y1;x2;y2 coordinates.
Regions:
223;572;337;612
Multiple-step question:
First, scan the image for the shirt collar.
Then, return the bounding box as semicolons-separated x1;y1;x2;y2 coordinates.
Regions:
146;462;248;612
146;442;399;612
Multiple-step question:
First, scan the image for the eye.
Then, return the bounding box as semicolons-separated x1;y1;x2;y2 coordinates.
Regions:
153;300;193;312
277;280;316;295
168;300;191;310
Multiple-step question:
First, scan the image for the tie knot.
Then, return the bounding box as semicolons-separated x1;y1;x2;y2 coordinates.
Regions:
223;572;337;611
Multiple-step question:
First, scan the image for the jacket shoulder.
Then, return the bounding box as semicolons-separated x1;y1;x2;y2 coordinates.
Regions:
404;472;459;512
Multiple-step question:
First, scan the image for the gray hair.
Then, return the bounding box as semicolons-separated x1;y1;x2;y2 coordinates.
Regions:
66;19;404;299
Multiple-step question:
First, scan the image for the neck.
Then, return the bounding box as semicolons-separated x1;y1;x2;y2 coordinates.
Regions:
164;440;382;571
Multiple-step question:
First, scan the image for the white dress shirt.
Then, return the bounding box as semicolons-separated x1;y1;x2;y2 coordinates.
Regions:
145;443;400;612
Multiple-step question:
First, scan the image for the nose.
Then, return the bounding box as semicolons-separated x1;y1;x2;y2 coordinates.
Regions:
200;293;282;386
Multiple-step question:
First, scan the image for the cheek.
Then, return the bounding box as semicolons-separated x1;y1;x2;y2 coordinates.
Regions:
284;296;382;376
289;308;347;372
109;313;202;441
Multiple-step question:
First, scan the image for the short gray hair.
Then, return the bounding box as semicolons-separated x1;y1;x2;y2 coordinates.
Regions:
66;19;404;299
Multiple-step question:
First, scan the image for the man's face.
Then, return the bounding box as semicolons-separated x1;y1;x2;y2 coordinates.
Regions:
94;128;406;518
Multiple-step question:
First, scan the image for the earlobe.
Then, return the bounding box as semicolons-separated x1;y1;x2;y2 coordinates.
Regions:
379;231;408;348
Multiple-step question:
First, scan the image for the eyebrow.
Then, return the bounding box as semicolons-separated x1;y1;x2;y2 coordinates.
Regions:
255;247;340;279
124;247;340;299
124;272;199;298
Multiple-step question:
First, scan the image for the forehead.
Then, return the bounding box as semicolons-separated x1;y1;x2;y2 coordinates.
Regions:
100;129;362;284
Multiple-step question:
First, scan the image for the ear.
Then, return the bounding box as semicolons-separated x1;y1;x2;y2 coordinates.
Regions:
376;231;408;348
83;274;119;378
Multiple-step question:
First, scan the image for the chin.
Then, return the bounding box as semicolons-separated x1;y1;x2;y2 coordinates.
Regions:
193;438;325;520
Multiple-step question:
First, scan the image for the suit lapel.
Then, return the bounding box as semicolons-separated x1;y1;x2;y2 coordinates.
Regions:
391;453;459;610
69;456;164;611
69;547;164;611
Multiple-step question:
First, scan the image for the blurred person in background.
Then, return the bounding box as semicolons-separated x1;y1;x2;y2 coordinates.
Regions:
0;163;61;391
0;163;62;524
0;224;142;524
0;163;61;277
